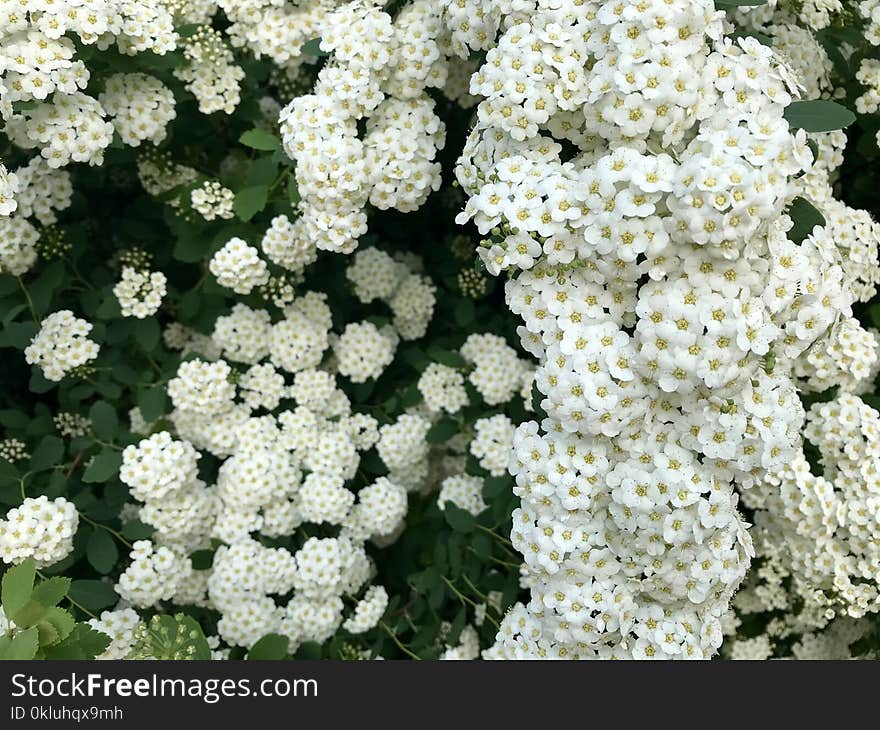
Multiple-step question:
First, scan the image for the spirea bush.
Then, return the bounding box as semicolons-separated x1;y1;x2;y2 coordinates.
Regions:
1;0;880;661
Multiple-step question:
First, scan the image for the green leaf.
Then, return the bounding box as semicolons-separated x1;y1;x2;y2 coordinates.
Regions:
295;641;323;659
246;157;279;187
453;299;475;326
190;549;215;570
288;175;301;205
36;607;75;647
82;449;122;483
247;633;290;659
426;417;459;444
95;296;121;320
471;531;492;559
128;614;211;660
2;559;36;618
234;185;269;221
715;0;765;7
787;197;826;244
447;606;467;646
68;580;118;612
138;387;167;422
531;382;547;419
0;626;38;659
239;129;280;151
122;519;154;541
86;530;119;574
31;576;71;608
89;401;118;441
783;100;855;133
173;232;212;263
301;38;330;57
0;321;38;349
444;503;476;534
30;435;64;471
0;457;18;487
482;476;509;501
134;317;161;352
428;348;468;369
28;369;55;394
44;624;111;660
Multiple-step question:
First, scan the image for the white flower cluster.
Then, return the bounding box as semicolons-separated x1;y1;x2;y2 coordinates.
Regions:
278;0;448;255
142;274;449;649
0;496;78;567
25;310;100;382
116;539;193;608
5;92;115;168
418;363;468;414
461;333;532;407
862;0;880;45
173;25;245;115
0;3;179;173
744;394;880;625
210;238;271;295
0;163;17;216
260;214;318;275
217;0;332;71
450;0;866;660
99;72;177;147
334;321;399;383
88;608;141;660
7;157;73;225
438;474;486;516
113;266;167;318
0;215;39;276
191;180;236;221
345;246;437;340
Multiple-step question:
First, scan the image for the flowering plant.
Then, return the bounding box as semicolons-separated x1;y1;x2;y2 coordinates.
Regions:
0;0;879;661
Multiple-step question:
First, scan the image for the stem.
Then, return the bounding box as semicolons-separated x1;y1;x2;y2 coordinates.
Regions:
36;570;98;620
379;621;420;660
93;439;123;451
442;576;480;609
79;513;133;549
476;524;514;548
66;595;98;620
17;277;38;324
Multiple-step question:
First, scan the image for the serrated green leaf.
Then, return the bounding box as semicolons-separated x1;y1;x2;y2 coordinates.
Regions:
2;559;36;618
31;576;71;608
43;624;111;660
0;626;38;659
